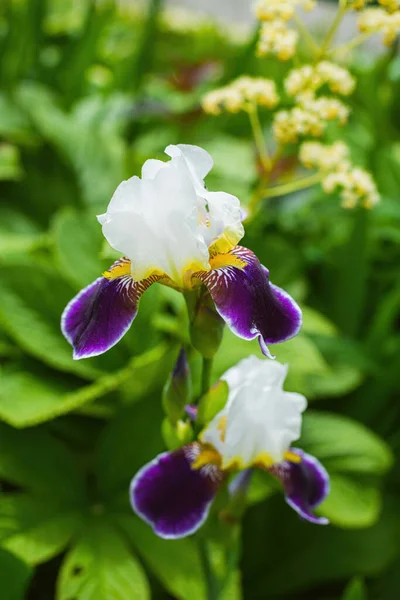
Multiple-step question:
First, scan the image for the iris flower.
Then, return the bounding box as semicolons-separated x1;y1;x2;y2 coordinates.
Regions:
130;356;329;539
61;145;301;359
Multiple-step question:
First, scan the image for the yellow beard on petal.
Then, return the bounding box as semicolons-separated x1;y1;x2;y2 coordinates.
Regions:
191;445;222;470
103;258;132;280
283;450;302;464
209;252;247;271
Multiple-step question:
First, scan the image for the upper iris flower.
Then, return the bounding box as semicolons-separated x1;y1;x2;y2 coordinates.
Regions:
61;144;301;359
130;356;329;539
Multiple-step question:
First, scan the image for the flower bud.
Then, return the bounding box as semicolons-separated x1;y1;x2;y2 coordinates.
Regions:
162;418;194;451
162;348;191;425
189;291;225;359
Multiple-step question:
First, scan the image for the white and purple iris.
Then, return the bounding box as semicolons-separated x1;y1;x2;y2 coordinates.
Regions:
61;144;301;360
130;356;330;539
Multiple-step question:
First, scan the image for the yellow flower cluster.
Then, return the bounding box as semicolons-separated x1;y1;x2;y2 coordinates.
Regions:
300;141;379;208
255;0;316;22
202;76;279;115
273;98;349;144
299;141;350;171
358;7;400;44
254;0;316;61
285;62;356;100
323;167;380;209
257;20;299;61
378;0;399;13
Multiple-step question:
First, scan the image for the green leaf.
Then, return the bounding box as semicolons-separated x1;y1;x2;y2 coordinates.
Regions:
197;380;229;426
0;422;85;502
320;475;381;529
342;577;367;600
95;396;165;502
0;495;82;565
241;495;399;597
117;515;206;600
52;208;109;289
0;344;171;427
0;548;32;600
57;518;150;600
300;412;393;528
300;411;394;475
301;306;338;337
0;262;102;379
0;94;36;145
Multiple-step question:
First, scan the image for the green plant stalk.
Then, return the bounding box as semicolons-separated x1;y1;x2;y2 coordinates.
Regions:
293;12;320;55
330;32;373;57
198;538;220;600
247;104;272;173
201;357;214;397
318;0;348;58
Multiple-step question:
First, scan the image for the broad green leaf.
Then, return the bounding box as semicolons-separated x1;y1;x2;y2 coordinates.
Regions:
117;515;206;600
0;262;102;379
0;94;36;144
320;475;381;529
0;344;172;427
52;208;109;289
0;548;32;600
95;395;165;501
342;577;367;600
57;518;150;600
301;306;338;337
300;411;394;475
0;422;85;502
241;494;399;597
0;495;82;565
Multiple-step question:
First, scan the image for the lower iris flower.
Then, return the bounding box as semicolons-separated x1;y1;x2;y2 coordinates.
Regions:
61;144;301;359
130;356;329;539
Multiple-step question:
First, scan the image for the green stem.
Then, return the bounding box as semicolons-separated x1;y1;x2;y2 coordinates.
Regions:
260;172;323;200
247;103;272;173
330;32;373;57
201;357;213;397
317;0;348;58
293;13;319;55
198;539;220;600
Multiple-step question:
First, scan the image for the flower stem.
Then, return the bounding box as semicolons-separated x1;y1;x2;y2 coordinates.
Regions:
293;12;319;55
201;357;213;396
247;103;272;173
259;172;323;200
317;0;348;58
198;539;220;600
330;32;373;57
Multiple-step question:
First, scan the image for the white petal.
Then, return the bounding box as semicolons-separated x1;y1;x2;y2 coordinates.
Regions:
165;144;214;181
203;356;307;468
142;159;167;180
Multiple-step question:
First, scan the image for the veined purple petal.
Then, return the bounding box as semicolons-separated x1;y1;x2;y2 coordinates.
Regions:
130;443;222;539
270;450;329;525
61;260;162;359
196;246;302;358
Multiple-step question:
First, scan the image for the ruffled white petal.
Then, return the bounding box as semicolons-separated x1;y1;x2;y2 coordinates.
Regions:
97;144;244;286
201;356;307;468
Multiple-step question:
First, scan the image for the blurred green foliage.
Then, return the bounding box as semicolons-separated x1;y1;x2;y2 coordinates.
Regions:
0;0;399;598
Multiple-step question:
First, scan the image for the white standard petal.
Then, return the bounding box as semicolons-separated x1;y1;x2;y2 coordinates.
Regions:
202;356;307;469
98;159;209;284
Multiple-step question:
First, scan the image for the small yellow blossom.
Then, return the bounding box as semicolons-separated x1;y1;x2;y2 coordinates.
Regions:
254;0;316;21
349;0;372;9
299;141;351;172
202;77;279;115
257;20;299;61
323;167;380;209
285;62;356;100
273;98;350;144
378;0;400;13
358;7;400;45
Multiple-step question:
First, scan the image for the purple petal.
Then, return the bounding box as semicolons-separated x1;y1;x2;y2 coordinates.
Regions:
270;450;330;525
198;246;302;357
61;257;163;359
130;443;222;539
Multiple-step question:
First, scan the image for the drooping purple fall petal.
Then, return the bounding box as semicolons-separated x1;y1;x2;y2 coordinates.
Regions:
195;246;302;358
270;450;329;525
130;443;222;539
